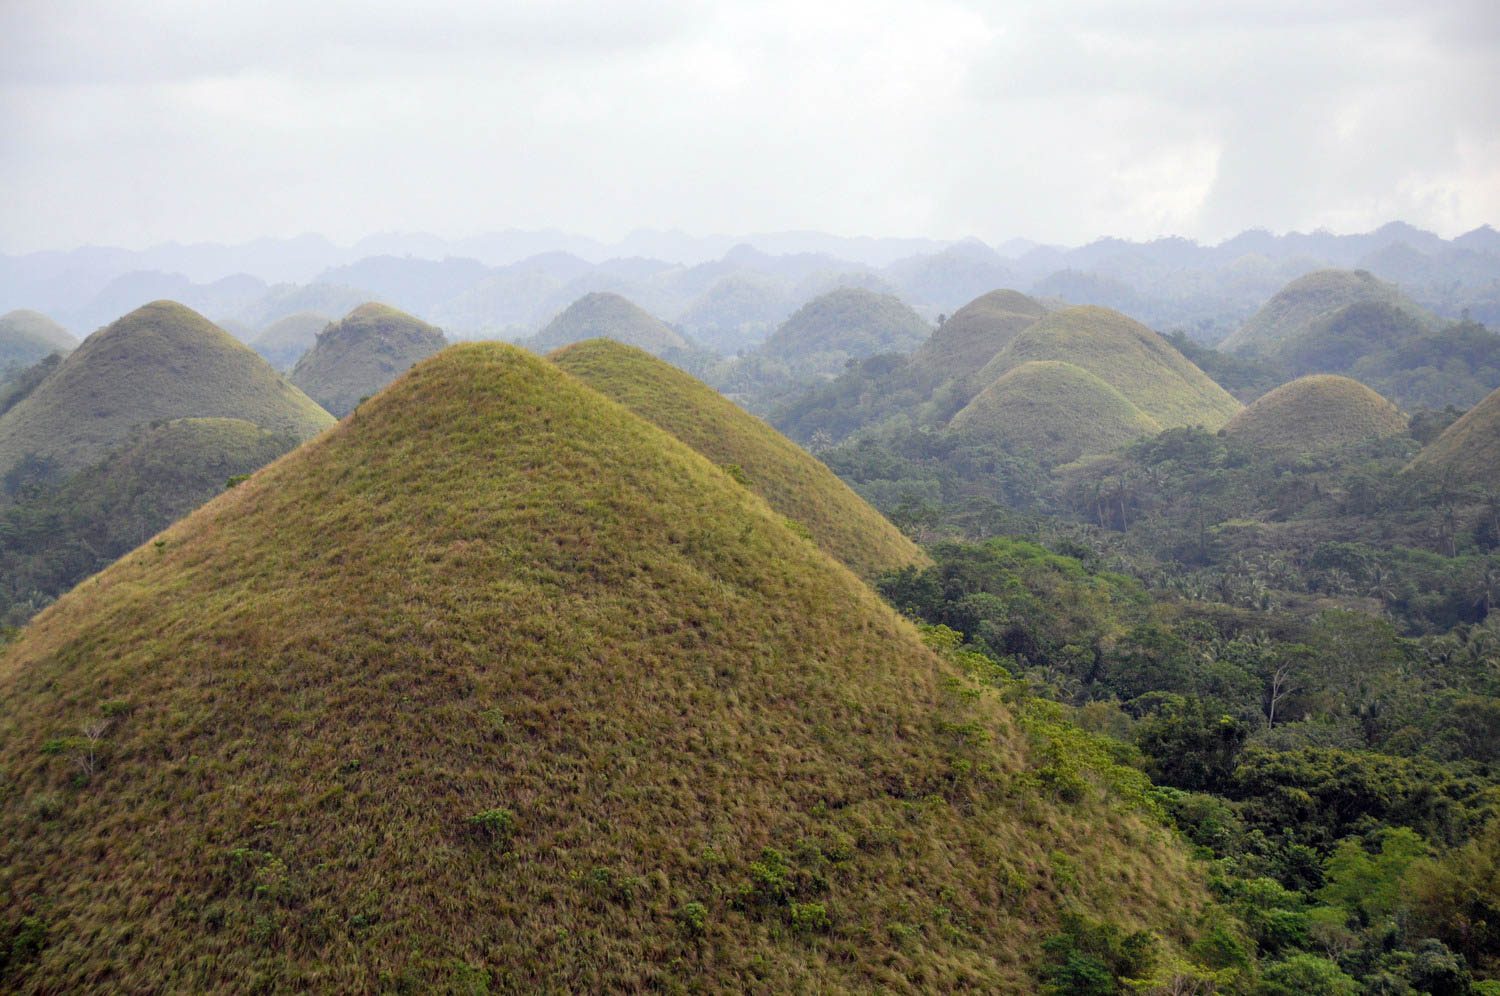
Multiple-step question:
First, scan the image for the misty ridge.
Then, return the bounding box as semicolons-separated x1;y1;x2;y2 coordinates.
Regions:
6;221;1498;348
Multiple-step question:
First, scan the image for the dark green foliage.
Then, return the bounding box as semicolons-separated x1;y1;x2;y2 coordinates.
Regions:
1135;698;1249;793
1040;913;1158;994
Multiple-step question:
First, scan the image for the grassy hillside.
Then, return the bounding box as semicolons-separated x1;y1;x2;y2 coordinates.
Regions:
759;287;929;373
950;360;1162;464
251;311;330;371
0;310;75;371
528;291;689;356
551;339;926;578
1408;383;1500;488
0;301;333;488
289;302;446;417
0;343;1213;992
1224;374;1407;457
1221;269;1435;355
0;417;301;625
904;289;1048;391
974;305;1242;430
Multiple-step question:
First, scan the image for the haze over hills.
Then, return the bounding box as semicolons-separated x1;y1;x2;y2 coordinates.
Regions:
289;303;446;417
0;301;333;488
974;305;1243;430
526;291;691;356
250;311;331;371
6;222;1496;349
0;310;75;371
950;359;1163;465
753;287;930;375
1223;374;1408;457
550;339;926;579
0;342;1213;991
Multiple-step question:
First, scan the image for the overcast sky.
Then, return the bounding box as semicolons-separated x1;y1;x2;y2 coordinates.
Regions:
2;0;1496;253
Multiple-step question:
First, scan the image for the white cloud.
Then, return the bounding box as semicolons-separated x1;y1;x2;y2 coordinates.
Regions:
0;0;1494;251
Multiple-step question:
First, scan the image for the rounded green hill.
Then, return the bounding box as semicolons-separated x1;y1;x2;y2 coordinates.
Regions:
290;302;446;417
0;310;76;371
1408;384;1500;487
529;291;689;356
250;311;331;371
1224;374;1407;456
759;287;929;375
0;342;1211;991
905;289;1048;391
551;338;927;578
0;301;333;486
973;305;1241;430
950;359;1162;464
1220;269;1434;355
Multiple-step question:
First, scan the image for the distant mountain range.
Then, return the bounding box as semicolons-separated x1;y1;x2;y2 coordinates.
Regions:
4;222;1496;344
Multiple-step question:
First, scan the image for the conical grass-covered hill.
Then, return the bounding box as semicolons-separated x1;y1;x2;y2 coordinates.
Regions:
1224;375;1407;457
289;302;446;417
1408;383;1500;488
1220;268;1435;355
250;311;331;371
950;359;1162;465
0;301;333;487
0;310;75;371
974;305;1242;431
904;289;1049;392
550;338;926;579
528;291;690;356
0;343;1213;992
758;287;930;376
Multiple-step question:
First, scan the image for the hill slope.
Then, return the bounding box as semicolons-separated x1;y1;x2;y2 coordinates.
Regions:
1221;268;1434;355
758;287;929;375
1409;384;1500;487
528;291;690;356
250;311;330;371
0;343;1210;992
0;417;302;624
0;301;333;487
550;339;926;578
1224;374;1408;456
0;310;76;371
289;302;446;417
950;359;1162;464
974;305;1242;430
904;289;1048;391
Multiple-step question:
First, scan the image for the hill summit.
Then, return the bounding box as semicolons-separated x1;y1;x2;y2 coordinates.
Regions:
0;310;76;371
0;300;332;486
550;338;926;578
904;289;1048;392
290;302;446;417
758;287;929;376
972;305;1242;431
951;359;1162;464
1224;374;1407;456
0;342;1209;991
1220;269;1434;355
529;291;690;356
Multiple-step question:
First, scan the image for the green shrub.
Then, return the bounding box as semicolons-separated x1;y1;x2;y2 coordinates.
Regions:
674;902;707;937
789;902;831;933
466;808;516;846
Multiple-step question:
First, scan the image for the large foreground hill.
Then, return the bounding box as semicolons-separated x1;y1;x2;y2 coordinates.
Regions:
0;343;1209;991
